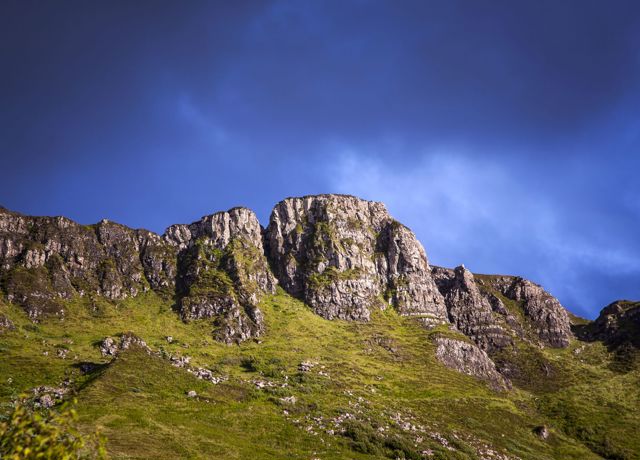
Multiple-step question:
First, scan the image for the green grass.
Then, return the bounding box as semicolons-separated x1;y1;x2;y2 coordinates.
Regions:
0;291;637;459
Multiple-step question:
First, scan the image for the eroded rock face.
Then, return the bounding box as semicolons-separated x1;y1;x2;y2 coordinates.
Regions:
432;266;512;352
501;278;572;348
0;205;276;343
582;300;640;349
265;195;447;322
170;207;277;343
434;336;510;391
0;207;176;318
432;267;573;351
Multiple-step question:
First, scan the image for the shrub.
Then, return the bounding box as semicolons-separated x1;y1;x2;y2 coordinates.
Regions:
0;397;107;459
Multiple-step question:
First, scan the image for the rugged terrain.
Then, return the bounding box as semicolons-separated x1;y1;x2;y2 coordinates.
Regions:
0;195;638;459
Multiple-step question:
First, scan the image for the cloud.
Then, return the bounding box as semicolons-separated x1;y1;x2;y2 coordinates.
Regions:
326;145;640;318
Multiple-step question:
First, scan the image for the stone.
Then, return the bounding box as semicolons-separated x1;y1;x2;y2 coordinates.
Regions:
503;278;572;348
187;390;197;398
434;337;510;391
99;337;118;357
99;333;150;357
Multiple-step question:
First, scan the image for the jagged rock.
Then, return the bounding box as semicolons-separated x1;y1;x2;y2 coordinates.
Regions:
170;355;192;368
119;332;150;352
266;195;447;322
99;332;150;357
31;385;68;408
187;390;197;398
473;275;572;348
0;207;176;318
99;337;118;356
434;337;510;391
577;301;640;371
171;207;277;344
582;300;640;348
503;278;572;348
432;266;512;352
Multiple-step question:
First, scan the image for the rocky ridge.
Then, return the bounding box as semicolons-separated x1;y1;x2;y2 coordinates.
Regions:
0;195;585;389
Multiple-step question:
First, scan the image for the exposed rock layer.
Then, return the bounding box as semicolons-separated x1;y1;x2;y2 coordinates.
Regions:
433;266;573;349
265;195;447;321
434;336;510;391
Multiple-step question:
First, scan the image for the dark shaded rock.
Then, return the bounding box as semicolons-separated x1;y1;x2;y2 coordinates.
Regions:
577;300;640;370
583;300;640;347
434;336;510;391
432;265;512;352
265;195;447;322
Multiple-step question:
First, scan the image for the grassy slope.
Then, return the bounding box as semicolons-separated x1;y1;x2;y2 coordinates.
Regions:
0;292;637;459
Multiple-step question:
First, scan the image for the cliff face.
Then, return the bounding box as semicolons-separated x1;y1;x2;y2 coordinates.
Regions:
432;265;573;350
432;265;512;352
0;195;582;388
265;195;447;322
0;206;275;343
0;207;176;319
165;208;277;344
577;300;640;369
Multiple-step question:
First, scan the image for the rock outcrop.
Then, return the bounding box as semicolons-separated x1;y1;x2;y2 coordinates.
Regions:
0;207;176;319
0;205;275;343
167;207;277;343
265;195;447;322
579;300;640;350
434;267;572;349
432;265;512;352
434;336;510;391
99;332;151;356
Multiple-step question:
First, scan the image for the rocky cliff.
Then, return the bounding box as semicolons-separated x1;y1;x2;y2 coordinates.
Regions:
166;207;277;343
265;195;447;322
0;195;588;388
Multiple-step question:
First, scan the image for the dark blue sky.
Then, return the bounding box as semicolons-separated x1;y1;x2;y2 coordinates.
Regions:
2;1;639;318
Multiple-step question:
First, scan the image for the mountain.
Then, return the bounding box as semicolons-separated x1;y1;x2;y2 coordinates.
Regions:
0;195;638;459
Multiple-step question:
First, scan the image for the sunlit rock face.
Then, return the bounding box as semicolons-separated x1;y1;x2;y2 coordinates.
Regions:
265;194;447;322
166;207;277;344
0;207;177;319
432;265;513;352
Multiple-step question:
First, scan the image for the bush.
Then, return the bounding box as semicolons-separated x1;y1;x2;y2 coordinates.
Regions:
0;397;107;459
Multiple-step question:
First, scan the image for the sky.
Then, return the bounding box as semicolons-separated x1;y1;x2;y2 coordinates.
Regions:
1;1;639;318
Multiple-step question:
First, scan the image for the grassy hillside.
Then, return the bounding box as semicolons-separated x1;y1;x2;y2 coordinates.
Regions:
1;291;638;459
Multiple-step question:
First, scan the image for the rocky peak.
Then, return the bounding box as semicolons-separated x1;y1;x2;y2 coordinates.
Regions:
164;207;263;250
169;208;276;343
265;195;447;322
